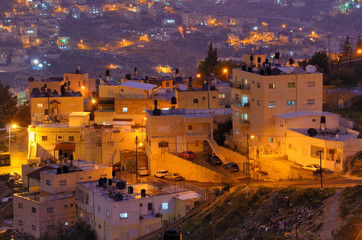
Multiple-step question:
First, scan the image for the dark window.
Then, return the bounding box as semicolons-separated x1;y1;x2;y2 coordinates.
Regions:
188;125;192;130
257;82;261;88
32;207;36;213
193;99;198;103
19;220;23;226
18;203;23;209
42;136;48;141
148;203;153;210
68;136;75;141
46;207;54;213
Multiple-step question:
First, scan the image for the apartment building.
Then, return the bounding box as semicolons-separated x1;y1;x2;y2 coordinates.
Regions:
175;87;220;109
30;89;83;123
231;66;322;150
13;160;112;239
145;108;231;179
231;65;361;171
76;178;202;240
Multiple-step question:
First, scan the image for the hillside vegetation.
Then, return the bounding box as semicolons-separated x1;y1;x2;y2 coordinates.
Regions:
0;0;14;12
175;186;362;240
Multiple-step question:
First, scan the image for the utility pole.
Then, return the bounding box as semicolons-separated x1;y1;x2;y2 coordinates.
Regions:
246;134;250;185
295;208;298;240
320;150;323;189
136;136;139;183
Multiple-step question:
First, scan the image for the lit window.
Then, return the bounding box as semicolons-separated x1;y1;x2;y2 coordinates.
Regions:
142;108;147;112
106;210;110;217
235;129;239;135
37;103;44;109
162;108;169;110
268;101;275;107
120;213;128;219
162;203;168;210
235;112;239;117
287;100;296;106
219;94;225;99
65;222;68;226
257;100;261;106
307;81;315;87
269;83;275;89
122;107;128;112
307;99;315;105
270;137;274;143
288;82;295;88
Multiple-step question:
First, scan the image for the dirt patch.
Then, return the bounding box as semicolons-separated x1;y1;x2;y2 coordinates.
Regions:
319;189;343;240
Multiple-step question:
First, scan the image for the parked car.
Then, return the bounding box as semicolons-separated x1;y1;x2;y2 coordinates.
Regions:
154;170;170;178
164;173;185;181
138;167;149;176
315;168;334;174
223;162;239;172
179;151;195;159
207;156;222;166
302;164;320;172
163;228;182;240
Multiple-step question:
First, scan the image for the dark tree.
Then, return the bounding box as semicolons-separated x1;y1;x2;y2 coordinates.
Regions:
214;118;232;146
341;35;353;60
309;51;330;74
197;42;219;81
0;82;17;128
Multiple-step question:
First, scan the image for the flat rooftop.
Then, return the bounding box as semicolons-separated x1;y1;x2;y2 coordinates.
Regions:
147;108;232;117
42;160;110;175
79;178;196;202
290;128;359;142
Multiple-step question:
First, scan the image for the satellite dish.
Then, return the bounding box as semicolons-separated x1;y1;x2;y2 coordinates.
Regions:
179;84;188;91
307;128;318;137
306;65;316;73
285;68;292;74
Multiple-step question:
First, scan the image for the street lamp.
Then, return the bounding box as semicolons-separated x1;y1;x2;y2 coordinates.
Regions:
223;68;228;81
9;124;17;151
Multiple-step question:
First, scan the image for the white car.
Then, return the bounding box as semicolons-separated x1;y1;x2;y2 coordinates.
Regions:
138;167;149;176
302;164;320;171
154;170;170;178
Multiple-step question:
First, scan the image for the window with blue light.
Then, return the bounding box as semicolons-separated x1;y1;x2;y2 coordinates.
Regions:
162;203;168;210
120;213;128;219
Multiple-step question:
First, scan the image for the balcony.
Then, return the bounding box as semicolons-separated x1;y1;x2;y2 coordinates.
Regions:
233;119;250;127
232;82;250;89
231;101;250;108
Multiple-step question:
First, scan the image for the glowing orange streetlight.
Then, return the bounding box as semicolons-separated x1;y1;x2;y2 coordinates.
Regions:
282;24;286;28
196;73;201;78
81;86;85;90
223;68;228;81
358;49;362;54
92;99;96;104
